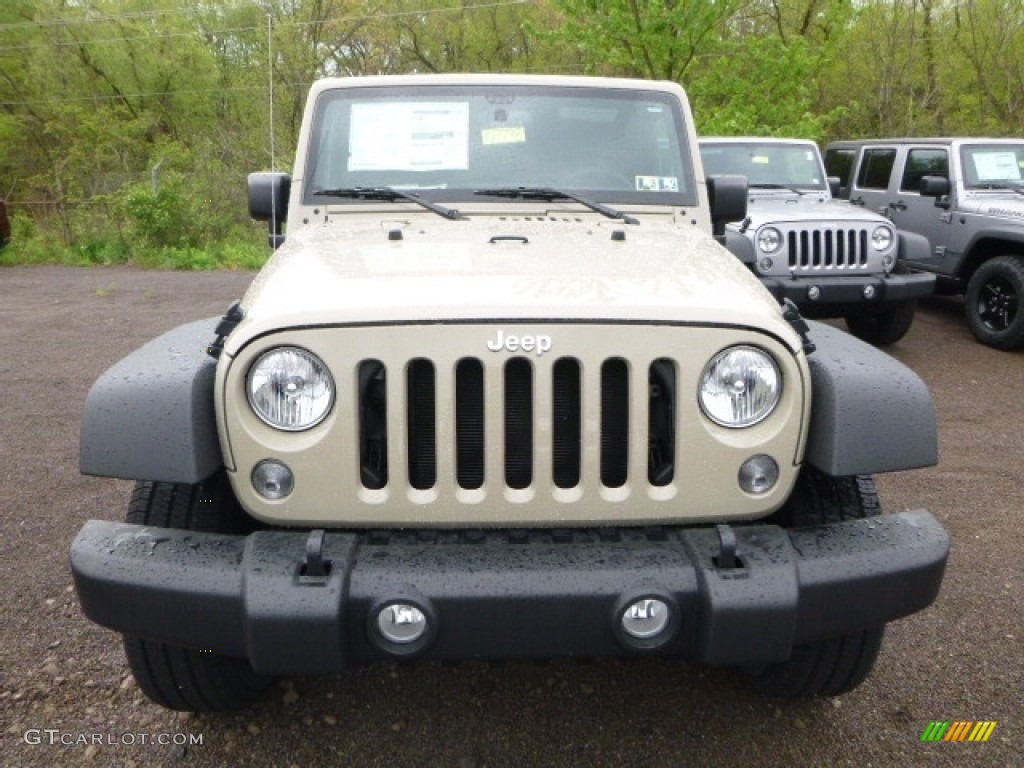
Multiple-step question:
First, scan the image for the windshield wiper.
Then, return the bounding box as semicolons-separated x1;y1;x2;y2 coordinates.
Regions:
973;183;1024;196
474;187;639;225
749;183;808;196
311;186;464;220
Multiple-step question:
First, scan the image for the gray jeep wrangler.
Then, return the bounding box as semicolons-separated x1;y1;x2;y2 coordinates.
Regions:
71;75;948;712
826;138;1024;350
701;138;935;345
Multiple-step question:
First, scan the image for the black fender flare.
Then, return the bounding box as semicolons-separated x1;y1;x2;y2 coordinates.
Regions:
896;230;934;264
80;318;222;484
803;322;937;476
721;229;756;264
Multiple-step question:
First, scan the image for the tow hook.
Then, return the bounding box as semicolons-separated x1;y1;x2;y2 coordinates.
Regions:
299;529;331;585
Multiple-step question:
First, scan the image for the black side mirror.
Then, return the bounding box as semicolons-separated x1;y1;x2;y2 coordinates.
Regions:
827;176;841;198
707;174;748;239
919;175;951;209
248;172;291;249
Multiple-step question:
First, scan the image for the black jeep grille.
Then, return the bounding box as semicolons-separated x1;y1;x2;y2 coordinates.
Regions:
787;228;869;270
357;355;677;494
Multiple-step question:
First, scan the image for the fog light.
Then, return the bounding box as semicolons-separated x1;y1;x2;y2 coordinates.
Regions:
251;459;294;500
863;285;877;300
759;257;774;272
377;603;428;644
807;285;821;301
738;455;779;494
621;598;670;640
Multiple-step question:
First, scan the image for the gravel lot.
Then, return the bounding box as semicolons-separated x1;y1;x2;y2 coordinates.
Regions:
1;265;1019;768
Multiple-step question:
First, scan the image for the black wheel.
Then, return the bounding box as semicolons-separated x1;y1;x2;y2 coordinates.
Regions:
964;255;1024;350
750;468;885;699
123;474;274;711
844;300;916;345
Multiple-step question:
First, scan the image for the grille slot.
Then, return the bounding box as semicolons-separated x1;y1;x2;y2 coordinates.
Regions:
355;353;680;496
648;358;676;487
358;360;388;490
552;358;582;488
455;358;485;489
600;358;630;488
406;359;436;490
787;228;868;270
504;358;533;489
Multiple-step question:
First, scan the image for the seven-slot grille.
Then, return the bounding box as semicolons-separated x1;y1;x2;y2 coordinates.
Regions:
357;356;678;494
786;226;870;271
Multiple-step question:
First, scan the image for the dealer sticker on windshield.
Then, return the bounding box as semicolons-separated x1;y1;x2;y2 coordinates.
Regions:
636;176;679;191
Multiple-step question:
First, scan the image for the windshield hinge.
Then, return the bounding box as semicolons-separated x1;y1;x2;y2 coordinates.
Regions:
781;299;816;355
206;300;244;359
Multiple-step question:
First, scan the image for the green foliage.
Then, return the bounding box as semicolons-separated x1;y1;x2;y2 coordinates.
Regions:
2;0;1023;272
550;0;742;81
692;35;844;140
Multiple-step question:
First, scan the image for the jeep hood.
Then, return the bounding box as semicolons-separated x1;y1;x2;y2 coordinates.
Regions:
736;194;888;227
227;214;797;354
958;195;1024;222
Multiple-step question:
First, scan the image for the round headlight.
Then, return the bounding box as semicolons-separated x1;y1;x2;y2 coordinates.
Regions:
699;346;782;428
757;227;783;254
871;225;894;252
247;346;334;431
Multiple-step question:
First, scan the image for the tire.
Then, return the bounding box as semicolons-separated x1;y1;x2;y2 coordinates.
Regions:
844;300;916;346
964;255;1024;350
750;469;885;699
122;474;274;711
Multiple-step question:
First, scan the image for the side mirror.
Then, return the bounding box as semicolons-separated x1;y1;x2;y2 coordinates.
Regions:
827;176;841;198
707;174;748;239
919;175;951;210
248;172;291;249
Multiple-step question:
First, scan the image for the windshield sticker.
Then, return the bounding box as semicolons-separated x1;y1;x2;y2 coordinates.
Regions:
751;155;770;164
636;176;678;192
972;151;1022;182
349;102;469;172
481;126;526;145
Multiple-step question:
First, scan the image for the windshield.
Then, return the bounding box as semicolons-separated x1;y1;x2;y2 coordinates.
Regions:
700;141;828;192
304;84;697;206
960;143;1024;190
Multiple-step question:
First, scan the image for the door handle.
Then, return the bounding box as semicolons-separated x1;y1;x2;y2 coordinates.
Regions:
890;200;907;212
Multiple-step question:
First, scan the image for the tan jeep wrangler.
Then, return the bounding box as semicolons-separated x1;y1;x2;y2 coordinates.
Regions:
71;74;948;712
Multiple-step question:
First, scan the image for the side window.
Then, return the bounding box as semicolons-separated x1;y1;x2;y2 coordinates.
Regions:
856;148;896;190
900;148;948;193
824;148;856;188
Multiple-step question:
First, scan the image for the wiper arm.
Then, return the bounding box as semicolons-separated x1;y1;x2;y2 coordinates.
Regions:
474;187;639;225
749;183;807;196
311;186;464;220
973;183;1024;196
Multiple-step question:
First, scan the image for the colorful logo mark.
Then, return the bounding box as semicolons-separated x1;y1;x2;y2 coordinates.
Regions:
920;721;997;742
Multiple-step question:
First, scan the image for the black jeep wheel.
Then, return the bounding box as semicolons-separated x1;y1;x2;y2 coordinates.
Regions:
964;255;1024;350
122;475;275;711
750;468;885;699
844;299;916;345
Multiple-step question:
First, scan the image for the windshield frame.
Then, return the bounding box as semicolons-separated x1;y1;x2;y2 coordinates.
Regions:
301;83;699;208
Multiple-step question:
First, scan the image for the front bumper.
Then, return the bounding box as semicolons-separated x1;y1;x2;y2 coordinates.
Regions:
760;271;936;311
71;511;948;675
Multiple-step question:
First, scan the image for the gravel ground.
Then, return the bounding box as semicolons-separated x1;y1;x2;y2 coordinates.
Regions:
0;265;1019;768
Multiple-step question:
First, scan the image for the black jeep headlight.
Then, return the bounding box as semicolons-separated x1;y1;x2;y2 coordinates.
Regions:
699;346;781;428
247;346;334;431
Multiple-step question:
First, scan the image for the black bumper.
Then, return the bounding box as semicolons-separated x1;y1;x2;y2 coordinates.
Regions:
71;512;948;675
760;271;936;310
